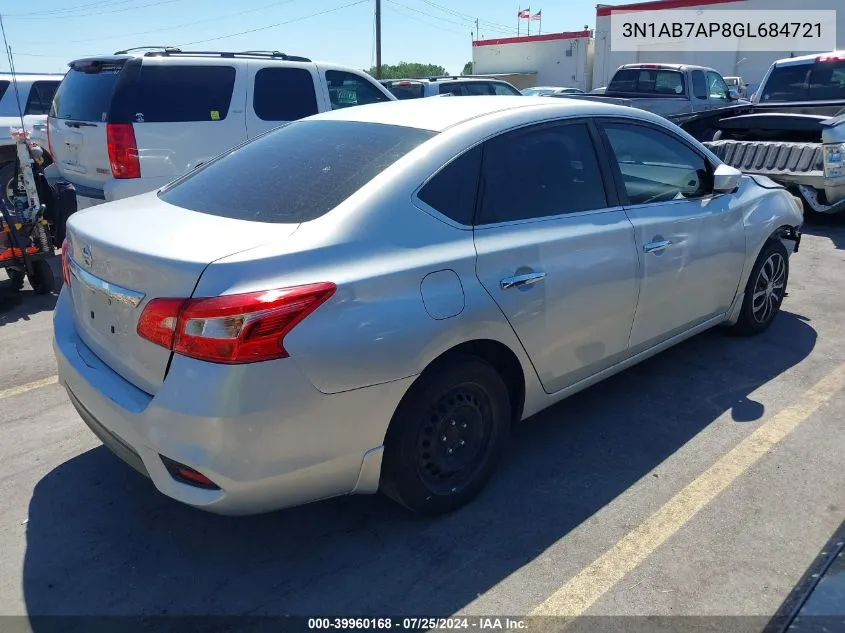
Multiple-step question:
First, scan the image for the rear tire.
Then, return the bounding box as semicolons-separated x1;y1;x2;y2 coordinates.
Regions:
28;259;55;295
380;356;511;515
7;269;24;290
732;239;789;336
1;162;16;209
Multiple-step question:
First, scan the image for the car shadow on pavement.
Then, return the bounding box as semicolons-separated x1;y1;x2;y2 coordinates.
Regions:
0;260;61;326
22;311;816;619
801;212;845;250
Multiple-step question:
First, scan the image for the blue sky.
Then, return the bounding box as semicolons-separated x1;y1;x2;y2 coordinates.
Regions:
2;0;599;76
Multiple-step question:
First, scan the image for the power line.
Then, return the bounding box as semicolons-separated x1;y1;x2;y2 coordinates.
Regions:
383;2;465;36
413;0;518;34
36;0;299;45
5;0;151;18
8;0;192;21
178;0;368;46
387;0;514;35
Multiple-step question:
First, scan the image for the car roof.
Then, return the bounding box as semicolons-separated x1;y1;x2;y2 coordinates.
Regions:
309;95;654;132
772;50;845;66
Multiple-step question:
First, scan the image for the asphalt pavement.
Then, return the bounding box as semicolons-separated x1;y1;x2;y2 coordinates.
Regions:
1;219;845;628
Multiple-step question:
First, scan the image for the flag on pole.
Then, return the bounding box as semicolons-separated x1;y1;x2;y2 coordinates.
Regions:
530;10;541;19
517;9;530;18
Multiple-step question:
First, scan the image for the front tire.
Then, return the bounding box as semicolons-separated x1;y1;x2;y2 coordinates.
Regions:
732;239;789;335
380;356;511;515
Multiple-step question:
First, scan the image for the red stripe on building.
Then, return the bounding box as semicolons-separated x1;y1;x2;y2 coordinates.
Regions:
596;0;745;17
473;31;592;47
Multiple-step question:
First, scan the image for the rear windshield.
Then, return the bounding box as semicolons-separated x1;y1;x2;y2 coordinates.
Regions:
51;60;237;123
386;82;425;99
760;59;845;102
50;61;124;121
608;69;686;95
158;120;436;223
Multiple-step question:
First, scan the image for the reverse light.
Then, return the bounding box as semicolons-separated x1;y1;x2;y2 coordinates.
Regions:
137;283;337;364
107;123;140;179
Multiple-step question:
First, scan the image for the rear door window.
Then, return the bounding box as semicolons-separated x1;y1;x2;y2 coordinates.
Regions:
110;64;236;123
492;82;521;95
325;70;390;109
159;120;435;223
50;61;125;121
25;81;61;115
253;67;318;121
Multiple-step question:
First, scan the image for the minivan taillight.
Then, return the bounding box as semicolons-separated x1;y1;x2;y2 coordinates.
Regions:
137;283;336;364
107;123;140;179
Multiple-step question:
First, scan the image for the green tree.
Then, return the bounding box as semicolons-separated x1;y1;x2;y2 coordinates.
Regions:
365;61;447;79
462;61;473;75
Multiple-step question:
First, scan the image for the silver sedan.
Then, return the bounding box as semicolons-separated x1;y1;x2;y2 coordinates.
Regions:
53;97;804;516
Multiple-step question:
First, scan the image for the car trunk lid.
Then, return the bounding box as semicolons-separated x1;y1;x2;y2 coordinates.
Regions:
65;193;300;394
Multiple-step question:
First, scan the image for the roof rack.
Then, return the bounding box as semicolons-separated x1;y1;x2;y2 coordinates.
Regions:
113;47;311;62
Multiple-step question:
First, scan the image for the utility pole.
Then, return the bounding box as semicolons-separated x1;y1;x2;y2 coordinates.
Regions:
375;0;382;79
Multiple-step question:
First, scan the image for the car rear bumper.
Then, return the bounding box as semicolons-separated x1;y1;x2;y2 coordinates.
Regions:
52;289;413;515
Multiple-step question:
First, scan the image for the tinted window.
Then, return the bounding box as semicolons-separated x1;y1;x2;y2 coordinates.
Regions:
691;71;707;99
253;67;318;121
707;72;729;100
386;82;425;99
0;81;8;102
608;68;685;95
50;61;125;121
760;64;810;102
478;123;607;224
325;70;390;109
418;146;481;225
602;123;711;204
438;83;466;96
24;81;60;115
492;82;521;95
110;64;236;123
159;121;434;223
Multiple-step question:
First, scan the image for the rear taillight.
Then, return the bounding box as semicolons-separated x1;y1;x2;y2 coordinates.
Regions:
61;239;72;287
137;283;336;364
106;123;140;179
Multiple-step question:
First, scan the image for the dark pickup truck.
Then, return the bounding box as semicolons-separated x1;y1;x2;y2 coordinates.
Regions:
704;52;845;215
560;63;752;140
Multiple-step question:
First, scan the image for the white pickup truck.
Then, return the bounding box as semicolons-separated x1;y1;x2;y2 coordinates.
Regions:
0;73;65;205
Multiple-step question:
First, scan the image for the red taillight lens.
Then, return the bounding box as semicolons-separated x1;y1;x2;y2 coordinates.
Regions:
137;283;336;364
61;239;72;287
106;123;140;179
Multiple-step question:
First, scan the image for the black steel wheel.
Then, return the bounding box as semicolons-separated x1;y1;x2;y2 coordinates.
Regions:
27;259;55;295
732;239;789;335
381;355;510;515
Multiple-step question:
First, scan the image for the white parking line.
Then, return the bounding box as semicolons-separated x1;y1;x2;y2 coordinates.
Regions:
530;362;845;618
0;375;59;400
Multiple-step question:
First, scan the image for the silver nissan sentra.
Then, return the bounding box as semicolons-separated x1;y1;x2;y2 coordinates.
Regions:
53;96;803;516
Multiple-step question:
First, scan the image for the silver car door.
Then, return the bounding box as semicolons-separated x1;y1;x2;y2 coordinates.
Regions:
598;120;746;351
473;120;640;395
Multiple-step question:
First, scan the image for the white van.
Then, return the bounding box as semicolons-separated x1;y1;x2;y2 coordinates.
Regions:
47;48;396;208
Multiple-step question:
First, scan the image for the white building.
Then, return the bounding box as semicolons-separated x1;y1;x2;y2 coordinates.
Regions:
593;0;845;94
472;31;596;92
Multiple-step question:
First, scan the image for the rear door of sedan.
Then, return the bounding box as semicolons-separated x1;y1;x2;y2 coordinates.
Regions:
596;118;746;350
473;119;640;394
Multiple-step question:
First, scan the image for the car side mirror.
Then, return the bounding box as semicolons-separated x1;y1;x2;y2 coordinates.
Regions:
713;164;742;192
728;87;739;100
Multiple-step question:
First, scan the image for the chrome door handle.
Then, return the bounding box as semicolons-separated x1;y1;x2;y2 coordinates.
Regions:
644;240;673;253
500;271;546;290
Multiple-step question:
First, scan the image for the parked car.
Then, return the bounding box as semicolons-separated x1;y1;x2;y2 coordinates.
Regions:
723;76;749;99
705;52;845;215
47;48;395;209
54;96;803;516
381;76;521;99
521;86;585;96
563;63;752;140
0;73;64;206
591;86;607;94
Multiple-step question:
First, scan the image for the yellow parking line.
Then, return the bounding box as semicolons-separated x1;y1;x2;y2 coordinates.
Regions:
530;362;845;618
0;375;59;400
